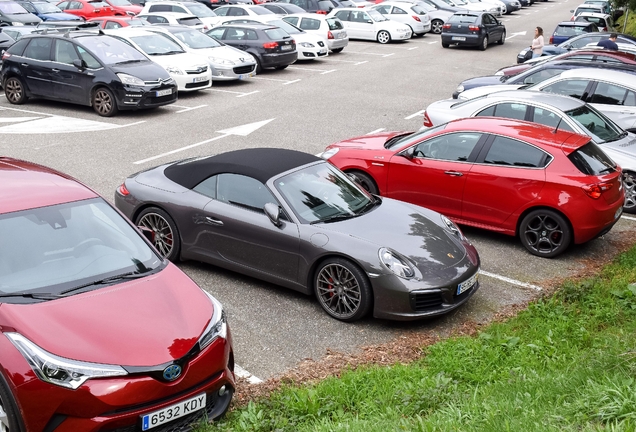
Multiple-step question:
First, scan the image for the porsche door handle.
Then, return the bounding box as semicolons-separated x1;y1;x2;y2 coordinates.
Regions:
205;216;224;226
444;171;463;177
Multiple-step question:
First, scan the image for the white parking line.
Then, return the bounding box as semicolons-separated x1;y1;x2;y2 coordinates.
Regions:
237;91;260;98
354;61;369;65
622;215;636;222
287;66;336;73
345;51;394;57
322;58;362;64
481;270;543;291
235;365;263;384
405;110;424;120
428;40;438;44
176;105;207;114
252;76;300;85
407;46;419;50
366;128;385;135
210;89;260;98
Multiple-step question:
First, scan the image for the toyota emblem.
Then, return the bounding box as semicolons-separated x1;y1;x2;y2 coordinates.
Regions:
162;364;182;381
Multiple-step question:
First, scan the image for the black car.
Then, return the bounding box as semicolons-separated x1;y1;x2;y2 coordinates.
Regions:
0;32;178;116
261;2;306;14
277;0;340;14
206;23;297;73
441;11;505;51
499;0;521;13
0;1;41;26
517;32;636;63
453;59;636;98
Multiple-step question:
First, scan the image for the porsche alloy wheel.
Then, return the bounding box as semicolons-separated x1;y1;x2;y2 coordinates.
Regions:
136;207;181;261
315;258;372;322
519;209;571;258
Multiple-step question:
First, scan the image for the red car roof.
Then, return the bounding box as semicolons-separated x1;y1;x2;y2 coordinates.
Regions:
0;158;97;214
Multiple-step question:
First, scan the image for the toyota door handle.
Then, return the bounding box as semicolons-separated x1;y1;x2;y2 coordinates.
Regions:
205;216;224;226
444;171;463;177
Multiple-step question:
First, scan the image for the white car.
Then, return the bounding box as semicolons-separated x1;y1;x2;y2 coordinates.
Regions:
452;0;501;15
478;0;506;15
283;13;348;53
370;1;431;36
570;2;604;20
328;8;411;43
144;25;257;80
250;16;328;60
400;0;453;34
574;11;614;32
209;4;276;26
140;0;219;29
136;12;205;31
105;28;212;91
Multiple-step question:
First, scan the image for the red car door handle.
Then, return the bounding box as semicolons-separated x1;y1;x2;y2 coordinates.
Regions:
444;171;463;177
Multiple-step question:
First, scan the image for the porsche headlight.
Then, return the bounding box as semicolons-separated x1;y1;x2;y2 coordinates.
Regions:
456;84;464;93
320;147;339;160
198;291;227;350
117;73;145;86
441;214;464;239
6;333;127;390
165;66;184;75
208;57;235;66
379;248;415;279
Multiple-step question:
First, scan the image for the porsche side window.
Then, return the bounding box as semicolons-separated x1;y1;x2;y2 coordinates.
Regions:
484;136;550;168
193;176;217;199
217;174;276;213
412;132;481;162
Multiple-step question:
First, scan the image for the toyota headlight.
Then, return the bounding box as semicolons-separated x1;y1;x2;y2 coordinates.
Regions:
441;214;464;239
456;84;464;93
379;248;415;279
489;7;498;12
299;42;315;48
320;147;339;160
208;57;235;66
165;66;184;75
6;333;127;390
198;291;227;350
11;22;24;26
117;73;145;86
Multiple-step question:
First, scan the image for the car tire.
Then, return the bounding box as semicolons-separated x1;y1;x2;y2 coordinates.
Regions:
0;375;24;432
314;257;372;322
480;35;488;51
498;30;506;44
331;48;344;53
347;170;379;195
406;25;415;37
135;207;181;262
623;171;636;214
4;76;27;105
431;19;444;34
254;57;263;74
519;209;571;258
274;65;288;70
377;30;391;44
92;87;118;117
442;41;450;48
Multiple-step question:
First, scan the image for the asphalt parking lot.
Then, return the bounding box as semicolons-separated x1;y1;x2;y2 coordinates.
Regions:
3;0;636;382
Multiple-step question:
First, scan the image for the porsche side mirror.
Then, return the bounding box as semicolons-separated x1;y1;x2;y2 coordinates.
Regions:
264;202;282;227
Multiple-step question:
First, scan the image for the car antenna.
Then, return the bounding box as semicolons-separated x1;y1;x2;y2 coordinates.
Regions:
553;118;562;134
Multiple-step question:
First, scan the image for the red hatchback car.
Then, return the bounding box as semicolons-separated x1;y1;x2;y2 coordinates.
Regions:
322;117;625;258
56;0;115;19
0;158;234;431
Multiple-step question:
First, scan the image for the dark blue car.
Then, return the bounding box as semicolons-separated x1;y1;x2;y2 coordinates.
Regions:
16;0;82;21
517;32;636;63
549;20;598;45
453;59;636;98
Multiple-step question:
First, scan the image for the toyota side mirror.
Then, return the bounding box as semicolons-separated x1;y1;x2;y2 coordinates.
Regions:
264;202;282;227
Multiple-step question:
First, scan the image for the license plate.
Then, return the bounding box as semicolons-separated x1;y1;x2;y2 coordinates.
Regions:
156;89;172;97
457;272;478;295
281;45;292;51
141;393;206;431
193;76;207;83
452;36;466;41
238;73;253;80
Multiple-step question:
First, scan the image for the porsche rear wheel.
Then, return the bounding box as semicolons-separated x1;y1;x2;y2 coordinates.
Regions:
136;207;181;262
314;258;372;322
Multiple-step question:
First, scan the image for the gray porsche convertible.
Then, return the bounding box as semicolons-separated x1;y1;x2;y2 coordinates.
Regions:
115;148;481;322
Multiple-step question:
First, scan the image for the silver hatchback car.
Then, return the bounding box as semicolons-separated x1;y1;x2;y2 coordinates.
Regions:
283;13;348;53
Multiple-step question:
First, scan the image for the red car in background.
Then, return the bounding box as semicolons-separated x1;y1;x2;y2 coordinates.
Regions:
496;48;636;76
56;0;115;18
322;117;624;258
88;14;148;27
103;0;142;15
0;157;235;431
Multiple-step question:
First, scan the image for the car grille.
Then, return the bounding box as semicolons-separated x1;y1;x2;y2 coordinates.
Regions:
185;66;208;74
233;65;254;74
144;78;174;86
185;80;210;89
104;392;221;432
410;292;444;311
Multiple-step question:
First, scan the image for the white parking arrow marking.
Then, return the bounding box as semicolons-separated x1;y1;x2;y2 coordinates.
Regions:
133;119;275;165
507;31;527;39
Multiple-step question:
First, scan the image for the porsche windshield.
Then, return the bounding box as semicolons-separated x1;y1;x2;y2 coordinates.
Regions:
276;163;375;224
0;198;162;298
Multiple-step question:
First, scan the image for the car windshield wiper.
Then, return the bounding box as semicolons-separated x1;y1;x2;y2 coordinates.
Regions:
354;196;381;215
0;292;60;301
152;50;184;55
115;59;145;65
311;213;356;224
58;271;148;297
607;131;628;142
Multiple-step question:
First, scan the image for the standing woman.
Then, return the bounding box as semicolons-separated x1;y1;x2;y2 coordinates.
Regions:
531;27;544;58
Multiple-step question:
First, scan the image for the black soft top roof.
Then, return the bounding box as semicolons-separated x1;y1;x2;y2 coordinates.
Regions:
164;148;321;189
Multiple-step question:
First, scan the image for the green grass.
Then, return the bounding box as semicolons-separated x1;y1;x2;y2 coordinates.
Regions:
616;9;636;35
207;248;636;432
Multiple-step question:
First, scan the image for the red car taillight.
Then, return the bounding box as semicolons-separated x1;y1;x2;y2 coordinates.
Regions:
549;35;554;44
412;15;421;22
582;182;614;199
442;23;451;29
317;10;327;14
422;111;433;128
2;52;10;61
327;30;334;39
468;25;480;31
263;41;278;49
118;184;130;196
